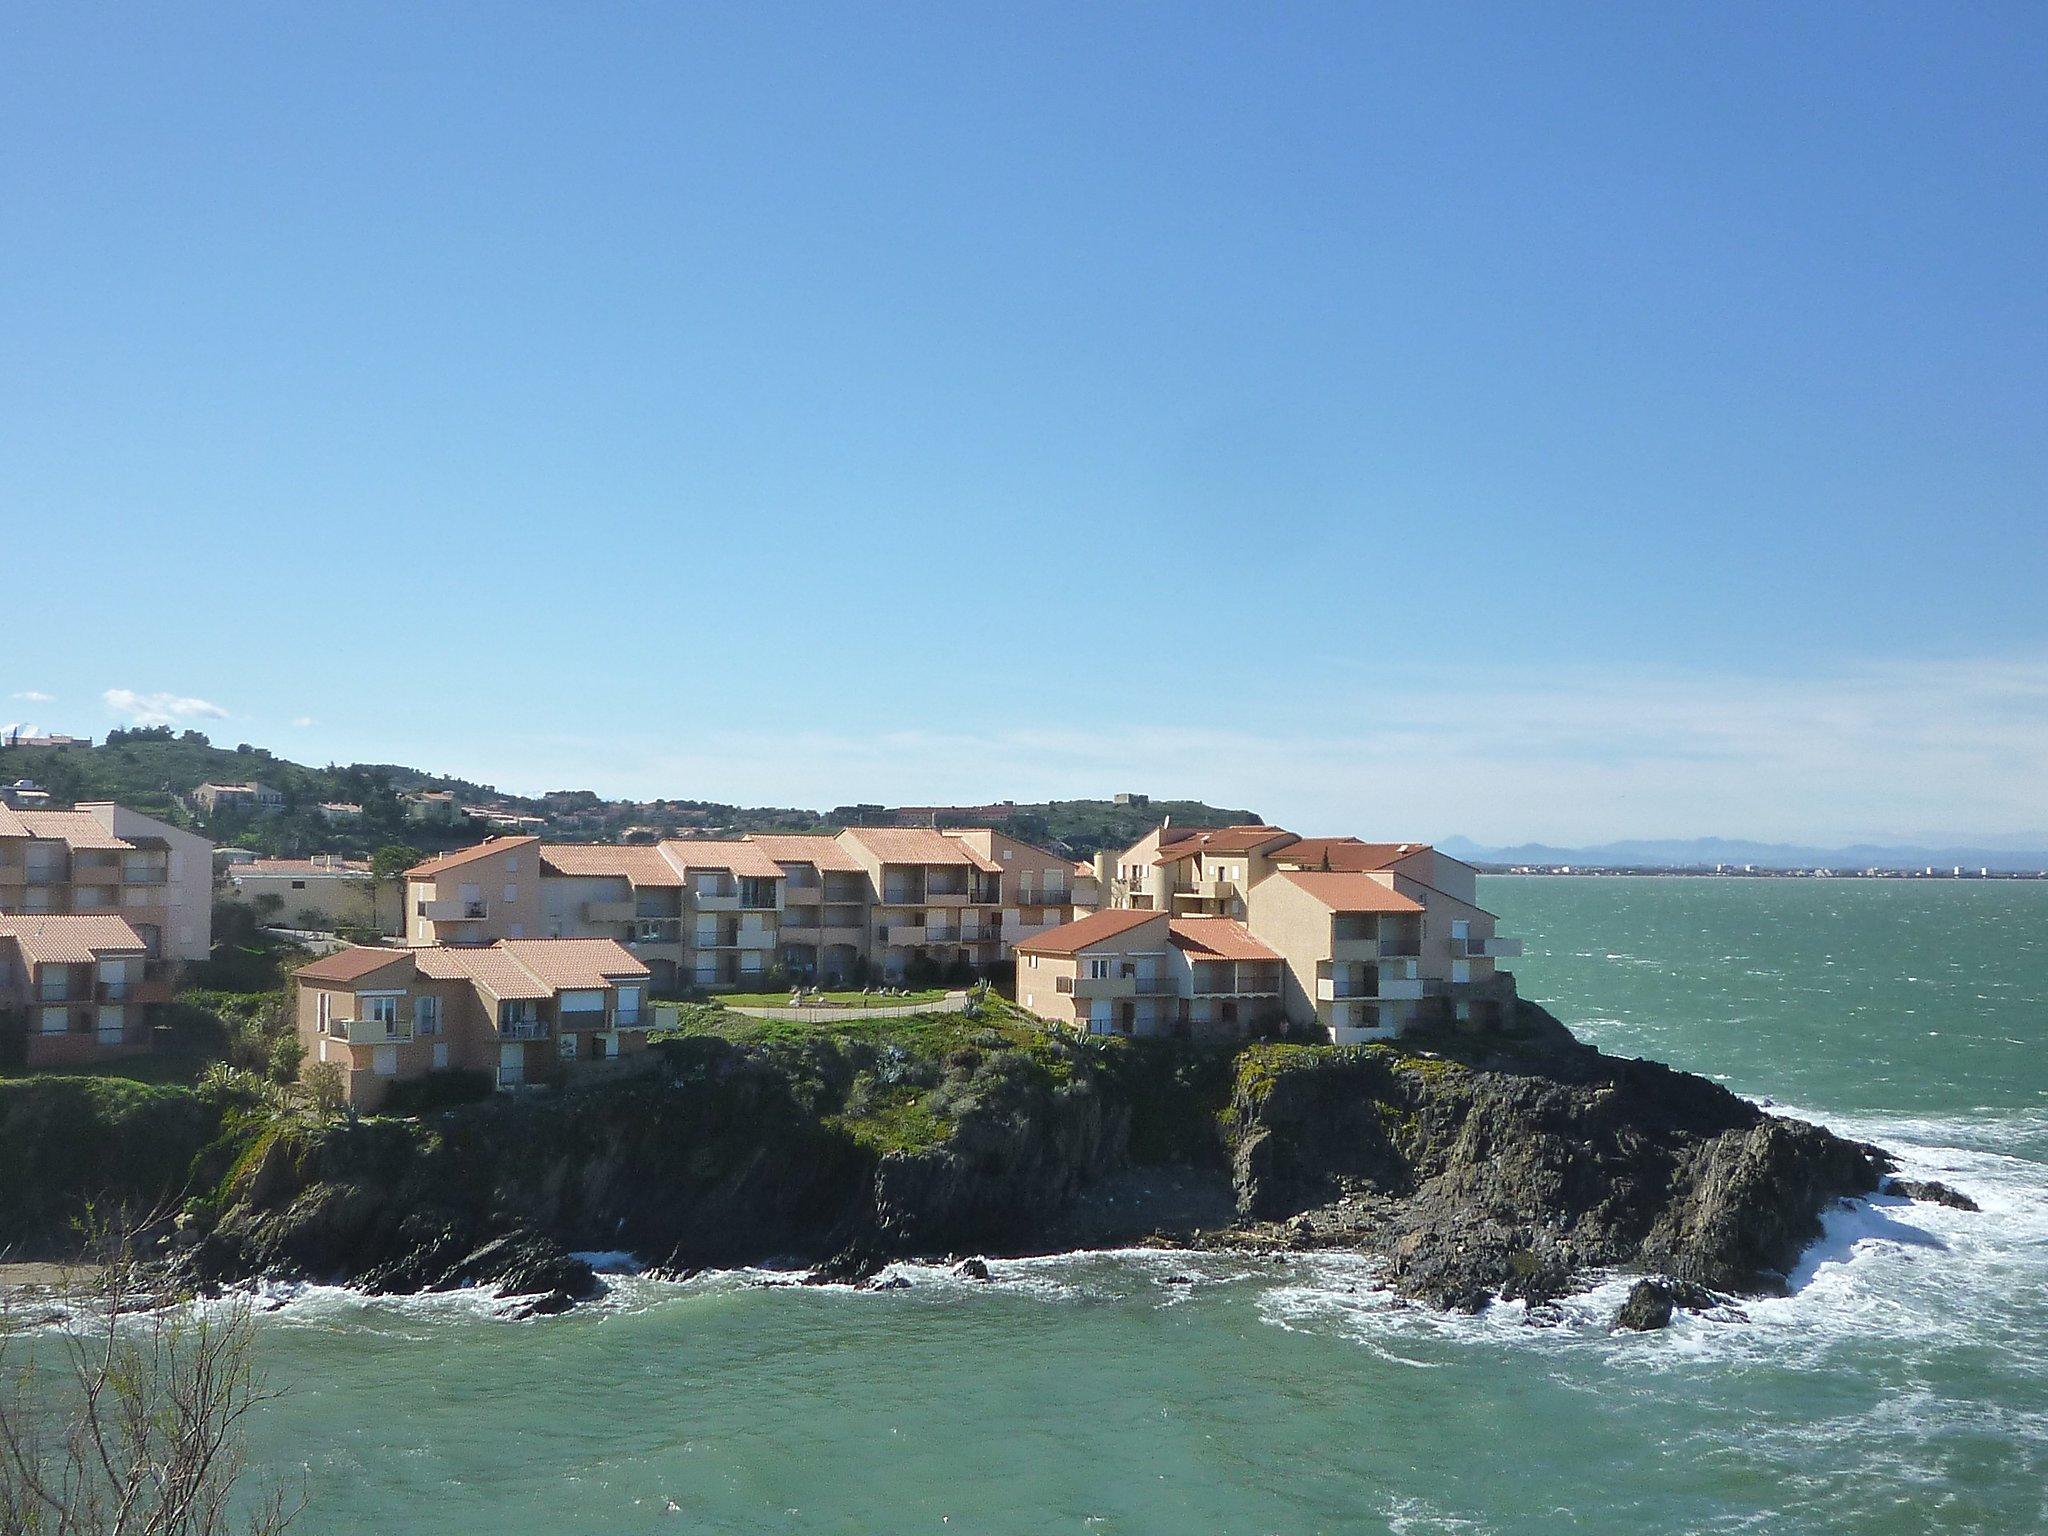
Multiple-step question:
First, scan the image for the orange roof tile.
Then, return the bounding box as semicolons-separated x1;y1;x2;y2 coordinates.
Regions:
540;843;686;886
745;834;864;873
294;946;417;985
413;945;552;999
839;827;979;866
1167;917;1280;962
1266;839;1433;873
1015;908;1168;956
658;838;786;880
0;916;148;967
12;810;133;851
406;836;538;879
1154;825;1294;863
1275;872;1425;913
496;937;649;988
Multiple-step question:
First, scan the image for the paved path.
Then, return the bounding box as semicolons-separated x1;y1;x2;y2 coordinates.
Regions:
721;990;975;1024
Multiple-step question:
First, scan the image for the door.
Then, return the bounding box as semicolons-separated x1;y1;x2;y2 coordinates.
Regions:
499;1042;524;1086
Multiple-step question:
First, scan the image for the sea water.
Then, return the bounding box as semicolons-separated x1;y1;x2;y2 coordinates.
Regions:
220;879;2048;1532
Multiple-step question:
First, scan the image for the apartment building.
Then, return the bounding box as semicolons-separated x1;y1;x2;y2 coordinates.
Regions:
1016;909;1285;1041
402;827;1093;990
0;915;168;1069
226;855;400;935
192;781;285;816
1021;824;1521;1043
0;803;213;967
295;937;651;1110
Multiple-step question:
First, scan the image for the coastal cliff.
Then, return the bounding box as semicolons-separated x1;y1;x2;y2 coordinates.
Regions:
134;998;1888;1317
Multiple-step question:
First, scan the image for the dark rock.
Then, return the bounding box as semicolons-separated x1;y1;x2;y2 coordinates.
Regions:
1160;1273;1194;1286
1614;1275;1723;1332
1883;1178;1980;1212
868;1274;910;1291
953;1256;991;1281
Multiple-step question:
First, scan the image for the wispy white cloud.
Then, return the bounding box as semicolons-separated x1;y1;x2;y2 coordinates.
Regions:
452;654;2048;845
102;688;229;727
9;690;54;703
291;716;316;728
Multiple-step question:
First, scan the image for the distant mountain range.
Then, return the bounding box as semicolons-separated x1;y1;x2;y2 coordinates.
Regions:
1440;835;2048;874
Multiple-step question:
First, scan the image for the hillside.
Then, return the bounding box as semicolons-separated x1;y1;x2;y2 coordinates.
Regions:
0;731;1252;860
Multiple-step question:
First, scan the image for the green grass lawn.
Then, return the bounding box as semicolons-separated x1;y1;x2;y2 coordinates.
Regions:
653;997;1044;1054
704;988;950;1009
0;1052;208;1088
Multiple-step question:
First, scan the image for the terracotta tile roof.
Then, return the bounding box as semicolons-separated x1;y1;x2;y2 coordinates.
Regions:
293;946;418;985
0;807;29;839
745;834;864;873
840;827;977;866
1154;825;1294;863
11;810;133;852
1167;917;1280;962
1266;839;1433;873
1015;908;1168;956
1275;872;1425;913
496;938;650;988
658;839;787;880
406;836;538;880
540;843;686;886
413;945;550;999
0;916;148;967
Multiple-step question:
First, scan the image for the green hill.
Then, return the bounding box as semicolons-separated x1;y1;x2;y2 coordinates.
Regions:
0;730;1254;861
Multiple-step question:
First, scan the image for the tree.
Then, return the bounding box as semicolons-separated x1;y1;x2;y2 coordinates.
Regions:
368;846;421;883
0;1233;301;1535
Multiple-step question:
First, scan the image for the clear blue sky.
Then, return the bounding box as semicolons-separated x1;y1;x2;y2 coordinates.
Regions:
4;3;2043;843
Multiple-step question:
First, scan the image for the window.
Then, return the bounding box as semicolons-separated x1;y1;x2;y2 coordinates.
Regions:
317;992;332;1035
1086;957;1113;980
614;985;641;1024
506;857;519;874
40;1007;67;1035
504;884;518;903
415;996;441;1035
364;995;399;1026
558;1034;579;1061
291;879;306;890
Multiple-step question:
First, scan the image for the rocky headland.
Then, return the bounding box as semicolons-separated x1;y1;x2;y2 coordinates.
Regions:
3;997;1899;1328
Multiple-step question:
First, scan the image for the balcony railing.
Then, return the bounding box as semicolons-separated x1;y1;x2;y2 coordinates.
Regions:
499;1020;549;1041
333;1017;414;1044
422;897;489;921
1016;890;1070;908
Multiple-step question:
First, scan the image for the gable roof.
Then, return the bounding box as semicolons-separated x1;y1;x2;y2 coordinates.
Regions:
1015;907;1168;956
1274;871;1425;913
1154;825;1294;863
745;834;864;873
539;843;686;886
11;810;133;851
406;836;539;880
412;945;551;999
293;946;418;985
657;839;786;879
838;827;979;866
1266;838;1433;873
496;937;650;988
1167;917;1280;963
0;916;148;967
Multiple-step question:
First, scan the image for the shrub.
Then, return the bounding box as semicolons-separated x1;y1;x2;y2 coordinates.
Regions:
303;1061;346;1114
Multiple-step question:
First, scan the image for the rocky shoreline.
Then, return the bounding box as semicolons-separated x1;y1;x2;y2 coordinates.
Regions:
129;997;1912;1330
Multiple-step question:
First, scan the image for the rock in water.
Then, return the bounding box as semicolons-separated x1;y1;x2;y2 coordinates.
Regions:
1882;1178;1980;1212
1614;1276;1721;1332
953;1256;991;1281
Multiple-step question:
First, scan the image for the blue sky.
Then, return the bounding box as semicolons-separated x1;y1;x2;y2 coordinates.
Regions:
4;4;2044;843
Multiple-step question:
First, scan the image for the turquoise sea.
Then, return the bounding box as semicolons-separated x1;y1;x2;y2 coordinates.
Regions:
231;878;2048;1533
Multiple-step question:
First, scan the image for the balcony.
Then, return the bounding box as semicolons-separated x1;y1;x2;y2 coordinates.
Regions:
422;897;489;922
95;980;137;1003
333;1016;414;1044
692;885;741;910
1059;974;1137;1000
121;865;169;886
24;867;68;886
1466;936;1523;959
1016;889;1070;909
499;1019;550;1041
1172;878;1235;906
924;924;962;943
